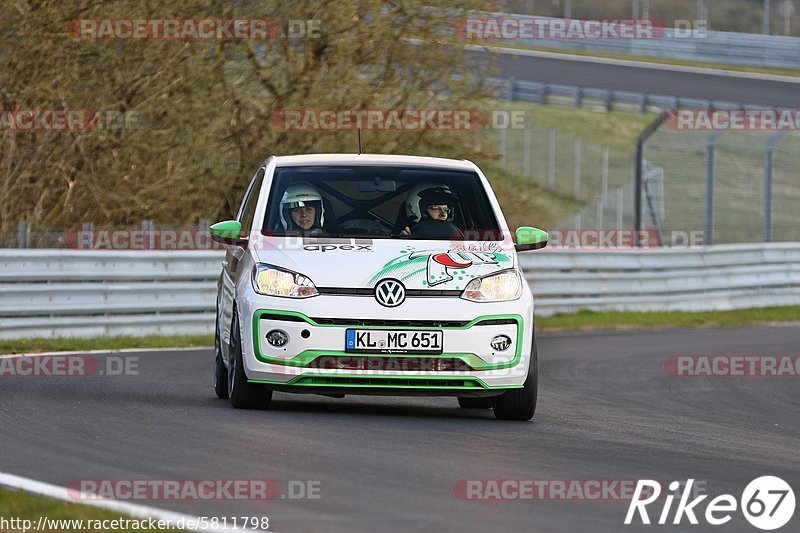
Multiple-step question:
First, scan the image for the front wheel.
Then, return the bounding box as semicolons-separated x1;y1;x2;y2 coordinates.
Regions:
228;309;272;410
213;317;229;399
493;334;538;421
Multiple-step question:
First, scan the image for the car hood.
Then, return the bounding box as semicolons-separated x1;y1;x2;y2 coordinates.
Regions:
251;236;517;291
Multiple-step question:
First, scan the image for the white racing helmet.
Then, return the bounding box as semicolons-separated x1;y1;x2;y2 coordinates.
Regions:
404;183;457;223
279;183;325;231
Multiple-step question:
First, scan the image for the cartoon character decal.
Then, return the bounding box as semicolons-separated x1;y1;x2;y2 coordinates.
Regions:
367;248;511;290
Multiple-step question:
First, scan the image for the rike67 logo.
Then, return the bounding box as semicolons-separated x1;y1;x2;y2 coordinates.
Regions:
626;477;795;530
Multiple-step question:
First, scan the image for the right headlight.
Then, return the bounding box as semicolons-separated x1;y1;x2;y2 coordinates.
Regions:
460;269;522;302
252;263;318;298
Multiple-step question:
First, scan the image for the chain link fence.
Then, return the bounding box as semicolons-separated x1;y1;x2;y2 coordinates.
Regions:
643;128;800;244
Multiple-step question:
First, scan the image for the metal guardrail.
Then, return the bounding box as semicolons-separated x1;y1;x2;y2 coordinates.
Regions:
484;14;800;69
491;77;762;113
1;245;798;339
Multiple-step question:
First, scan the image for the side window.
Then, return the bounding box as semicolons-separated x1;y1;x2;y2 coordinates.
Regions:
238;167;266;233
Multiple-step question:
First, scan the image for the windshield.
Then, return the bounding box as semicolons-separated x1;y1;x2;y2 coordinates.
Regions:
262;165;503;241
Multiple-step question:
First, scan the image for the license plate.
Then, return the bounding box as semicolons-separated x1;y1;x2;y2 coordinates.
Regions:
345;329;443;354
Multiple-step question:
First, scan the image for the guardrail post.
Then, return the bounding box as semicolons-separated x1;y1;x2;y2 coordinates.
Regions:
506;77;515;101
541;82;549;105
17;221;29;248
547;128;556;190
574;86;582;108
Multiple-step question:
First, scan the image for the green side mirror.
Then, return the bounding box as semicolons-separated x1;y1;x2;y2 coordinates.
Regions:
210;220;245;246
515;226;548;252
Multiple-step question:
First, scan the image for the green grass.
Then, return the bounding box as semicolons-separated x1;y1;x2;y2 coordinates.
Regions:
1;307;797;355
492;101;654;154
0;489;176;532
0;334;213;355
481;164;584;230
538;306;800;331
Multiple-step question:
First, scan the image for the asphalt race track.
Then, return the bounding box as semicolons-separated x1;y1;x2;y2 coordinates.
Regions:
478;49;800;108
1;326;798;532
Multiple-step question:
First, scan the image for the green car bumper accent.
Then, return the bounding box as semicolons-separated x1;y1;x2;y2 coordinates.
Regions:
251;309;525;371
248;373;522;390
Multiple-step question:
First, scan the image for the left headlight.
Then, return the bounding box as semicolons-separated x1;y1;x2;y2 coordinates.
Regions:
461;269;522;302
252;264;318;298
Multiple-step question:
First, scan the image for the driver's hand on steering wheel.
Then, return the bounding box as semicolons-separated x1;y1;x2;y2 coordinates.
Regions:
400;226;411;236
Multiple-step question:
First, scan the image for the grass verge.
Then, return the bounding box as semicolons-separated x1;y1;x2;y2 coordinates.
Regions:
538;306;800;331
1;307;798;354
0;489;176;532
0;335;214;355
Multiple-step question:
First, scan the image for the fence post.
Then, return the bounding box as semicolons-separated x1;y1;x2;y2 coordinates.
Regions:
601;145;609;201
82;222;95;249
764;131;788;243
17;221;29;249
573;137;581;198
523;120;532;180
764;146;775;243
547;128;556;190
500;126;508;169
704;131;724;245
142;219;154;250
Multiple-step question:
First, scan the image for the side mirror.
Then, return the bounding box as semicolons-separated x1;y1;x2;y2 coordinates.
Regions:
210;220;246;247
514;226;548;252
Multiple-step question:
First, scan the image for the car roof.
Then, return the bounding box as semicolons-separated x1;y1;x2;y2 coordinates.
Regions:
272;153;477;171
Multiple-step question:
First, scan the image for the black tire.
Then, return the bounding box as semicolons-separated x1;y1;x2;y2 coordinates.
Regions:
457;397;493;409
493;333;538;421
213;316;229;399
228;309;272;409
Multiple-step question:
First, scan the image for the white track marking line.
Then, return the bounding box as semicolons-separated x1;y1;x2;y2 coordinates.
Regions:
0;472;262;533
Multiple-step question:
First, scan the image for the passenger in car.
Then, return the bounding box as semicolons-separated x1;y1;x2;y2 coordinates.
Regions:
399;183;460;236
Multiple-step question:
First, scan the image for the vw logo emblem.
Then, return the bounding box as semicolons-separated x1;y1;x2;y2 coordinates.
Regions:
374;279;406;307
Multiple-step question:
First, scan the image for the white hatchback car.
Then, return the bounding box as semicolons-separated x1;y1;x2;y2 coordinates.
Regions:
210;154;548;420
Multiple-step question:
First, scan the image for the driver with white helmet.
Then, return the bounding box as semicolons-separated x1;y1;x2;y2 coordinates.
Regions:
279;183;326;236
399;183;458;236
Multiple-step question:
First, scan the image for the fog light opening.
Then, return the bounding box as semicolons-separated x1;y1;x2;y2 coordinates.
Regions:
266;329;290;348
